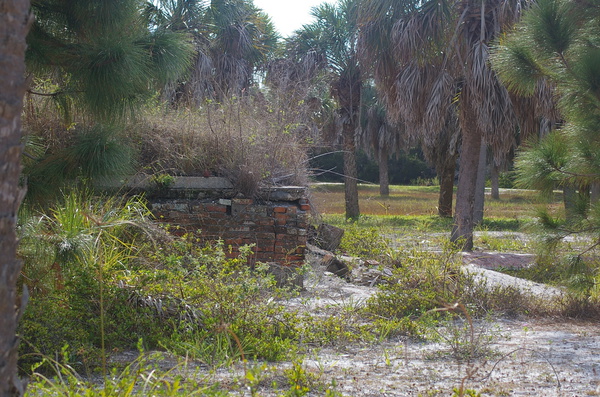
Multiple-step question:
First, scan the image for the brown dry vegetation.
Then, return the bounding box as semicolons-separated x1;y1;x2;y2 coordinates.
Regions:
22;95;316;199
135;99;314;188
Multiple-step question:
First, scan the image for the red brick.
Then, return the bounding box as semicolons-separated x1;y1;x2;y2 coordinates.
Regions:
274;226;288;234
225;238;244;246
205;205;227;213
284;255;304;262
254;232;275;240
275;234;297;242
273;206;287;213
300;205;311;211
273;246;287;254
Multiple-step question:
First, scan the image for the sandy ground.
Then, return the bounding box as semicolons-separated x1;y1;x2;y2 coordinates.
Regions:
105;246;600;396
269;257;599;396
294;319;600;396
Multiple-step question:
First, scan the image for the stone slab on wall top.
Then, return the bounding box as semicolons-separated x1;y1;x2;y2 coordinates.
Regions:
99;175;306;201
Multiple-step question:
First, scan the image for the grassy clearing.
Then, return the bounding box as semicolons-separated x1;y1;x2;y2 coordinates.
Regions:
310;183;563;254
313;183;600;299
309;183;562;220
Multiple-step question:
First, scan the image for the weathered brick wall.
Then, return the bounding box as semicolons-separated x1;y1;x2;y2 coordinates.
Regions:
150;192;310;267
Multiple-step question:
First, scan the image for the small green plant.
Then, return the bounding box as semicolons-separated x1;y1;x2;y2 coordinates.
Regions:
283;359;312;397
244;362;273;396
474;227;528;252
150;173;176;191
364;248;465;320
423;305;501;361
25;349;228;396
280;358;341;397
452;387;482;397
18;191;165;373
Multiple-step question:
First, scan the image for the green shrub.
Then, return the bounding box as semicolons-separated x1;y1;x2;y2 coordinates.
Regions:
364;249;465;318
338;222;395;264
18;192;168;372
129;234;303;365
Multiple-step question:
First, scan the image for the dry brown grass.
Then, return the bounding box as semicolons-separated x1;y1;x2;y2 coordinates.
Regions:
135;98;313;195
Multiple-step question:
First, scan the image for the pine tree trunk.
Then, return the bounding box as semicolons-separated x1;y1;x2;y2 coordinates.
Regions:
379;147;389;197
0;0;31;395
451;113;482;251
437;154;456;218
490;162;500;200
473;140;487;226
343;121;360;220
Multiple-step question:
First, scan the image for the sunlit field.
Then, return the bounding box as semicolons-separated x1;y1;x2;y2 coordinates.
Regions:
309;183;563;220
309;183;565;253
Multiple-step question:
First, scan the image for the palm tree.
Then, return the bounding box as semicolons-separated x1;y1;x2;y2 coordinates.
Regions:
164;0;279;104
360;0;527;250
360;85;406;196
289;0;362;219
420;104;461;217
0;0;31;393
144;0;209;103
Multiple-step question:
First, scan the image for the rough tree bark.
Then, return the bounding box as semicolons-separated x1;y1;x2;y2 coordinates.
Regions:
451;110;482;251
490;162;500;200
473;140;487;226
0;0;31;395
437;152;457;218
378;146;389;197
343;120;360;220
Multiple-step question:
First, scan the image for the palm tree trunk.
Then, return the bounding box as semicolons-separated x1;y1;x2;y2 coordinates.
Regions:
563;184;577;221
591;182;600;205
343;122;360;220
0;0;31;394
437;154;456;217
379;147;390;196
491;162;500;200
451;113;482;251
473;140;487;225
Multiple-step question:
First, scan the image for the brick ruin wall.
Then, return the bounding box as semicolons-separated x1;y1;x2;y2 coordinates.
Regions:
149;190;310;267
